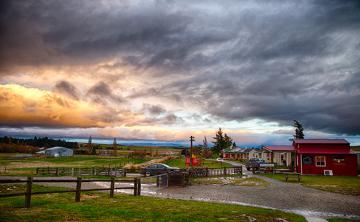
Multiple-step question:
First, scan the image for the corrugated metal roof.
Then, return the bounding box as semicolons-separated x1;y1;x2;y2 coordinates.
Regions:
293;139;349;144
44;146;72;151
265;145;294;151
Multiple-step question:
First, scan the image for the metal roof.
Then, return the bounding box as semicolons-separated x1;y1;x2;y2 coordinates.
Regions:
43;146;72;151
265;145;294;151
293;139;349;144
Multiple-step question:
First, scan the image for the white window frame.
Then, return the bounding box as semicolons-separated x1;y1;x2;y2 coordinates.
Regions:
315;156;326;167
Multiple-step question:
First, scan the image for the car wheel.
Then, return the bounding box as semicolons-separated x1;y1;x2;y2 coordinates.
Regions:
145;172;151;177
246;167;250;171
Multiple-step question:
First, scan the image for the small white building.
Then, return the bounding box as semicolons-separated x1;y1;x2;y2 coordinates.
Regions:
37;147;73;157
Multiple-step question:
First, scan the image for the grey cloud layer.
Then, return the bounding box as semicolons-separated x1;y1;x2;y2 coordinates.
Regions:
1;0;360;134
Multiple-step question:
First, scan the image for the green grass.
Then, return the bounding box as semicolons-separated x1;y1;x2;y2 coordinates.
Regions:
0;184;68;195
0;190;306;222
192;176;269;186
0;154;154;176
165;157;232;169
0;154;151;167
263;174;360;195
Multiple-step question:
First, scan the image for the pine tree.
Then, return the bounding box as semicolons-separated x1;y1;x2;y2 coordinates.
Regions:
203;136;208;149
293;120;305;139
224;134;233;148
87;136;93;154
233;142;237;147
112;138;117;149
212;128;233;153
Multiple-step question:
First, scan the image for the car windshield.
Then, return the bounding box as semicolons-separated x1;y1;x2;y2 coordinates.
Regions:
159;164;171;168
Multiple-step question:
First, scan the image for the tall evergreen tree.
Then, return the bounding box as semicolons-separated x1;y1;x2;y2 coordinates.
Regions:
203;136;208;149
112;138;117;149
212;128;233;153
224;133;233;148
293;120;305;139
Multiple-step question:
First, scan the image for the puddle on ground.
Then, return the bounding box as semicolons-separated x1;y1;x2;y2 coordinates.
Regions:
94;182;360;221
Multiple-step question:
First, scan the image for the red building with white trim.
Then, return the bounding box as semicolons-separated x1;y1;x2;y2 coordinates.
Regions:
294;139;358;176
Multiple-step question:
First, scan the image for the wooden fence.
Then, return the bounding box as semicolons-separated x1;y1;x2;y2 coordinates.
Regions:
36;167;126;177
0;176;141;208
186;167;242;177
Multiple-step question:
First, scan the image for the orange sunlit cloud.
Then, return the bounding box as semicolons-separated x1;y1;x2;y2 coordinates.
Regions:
0;84;123;128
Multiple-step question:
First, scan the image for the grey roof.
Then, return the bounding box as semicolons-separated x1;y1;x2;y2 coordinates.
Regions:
44;146;72;151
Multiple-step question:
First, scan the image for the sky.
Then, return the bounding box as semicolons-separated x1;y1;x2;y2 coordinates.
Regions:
0;0;360;145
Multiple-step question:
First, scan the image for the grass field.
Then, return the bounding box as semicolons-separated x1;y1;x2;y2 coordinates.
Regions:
165;157;232;168
0;154;154;176
0;155;150;168
263;174;360;195
0;187;306;222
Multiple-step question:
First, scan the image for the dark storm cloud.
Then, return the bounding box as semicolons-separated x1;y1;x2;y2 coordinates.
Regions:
142;104;166;115
53;81;80;100
87;81;124;104
1;0;360;134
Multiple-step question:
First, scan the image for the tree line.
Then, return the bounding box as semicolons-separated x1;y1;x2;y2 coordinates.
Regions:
0;136;79;149
210;120;304;155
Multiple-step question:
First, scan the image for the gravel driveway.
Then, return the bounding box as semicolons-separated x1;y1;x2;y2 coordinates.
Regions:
149;160;360;221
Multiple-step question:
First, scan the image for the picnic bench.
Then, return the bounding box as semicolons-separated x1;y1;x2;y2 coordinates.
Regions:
284;172;301;182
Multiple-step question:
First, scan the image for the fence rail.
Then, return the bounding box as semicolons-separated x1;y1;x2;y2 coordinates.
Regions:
0;176;141;208
35;167;126;177
186;166;242;177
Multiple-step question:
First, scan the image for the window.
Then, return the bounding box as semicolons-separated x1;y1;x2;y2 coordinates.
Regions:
302;156;312;165
315;156;326;167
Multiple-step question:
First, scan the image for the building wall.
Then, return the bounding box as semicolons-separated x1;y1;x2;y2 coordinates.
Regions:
223;152;248;160
296;154;358;176
260;151;272;163
45;148;73;157
248;150;260;159
272;152;292;166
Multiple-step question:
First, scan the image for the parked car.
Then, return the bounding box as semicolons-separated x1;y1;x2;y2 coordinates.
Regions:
140;163;180;176
245;158;266;171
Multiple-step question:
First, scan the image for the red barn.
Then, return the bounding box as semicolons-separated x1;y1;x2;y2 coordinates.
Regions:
294;139;358;176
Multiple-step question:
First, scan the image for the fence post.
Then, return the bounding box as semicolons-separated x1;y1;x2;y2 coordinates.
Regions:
75;177;82;202
110;177;115;198
206;168;209;177
137;178;141;196
224;167;227;176
123;168;126;177
25;176;33;208
133;178;138;196
56;167;59;176
36;168;39;175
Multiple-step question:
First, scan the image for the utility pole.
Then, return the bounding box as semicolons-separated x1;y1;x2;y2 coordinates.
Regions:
189;136;195;167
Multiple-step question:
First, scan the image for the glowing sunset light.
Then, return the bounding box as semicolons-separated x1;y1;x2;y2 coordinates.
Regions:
0;0;359;145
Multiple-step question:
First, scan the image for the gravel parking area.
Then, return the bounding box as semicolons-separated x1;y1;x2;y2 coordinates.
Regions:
149;160;360;221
